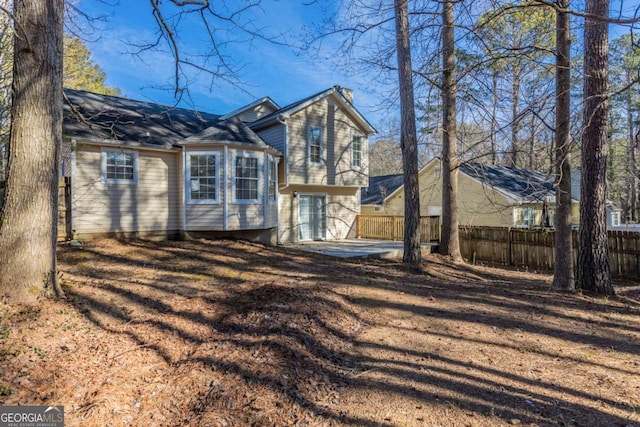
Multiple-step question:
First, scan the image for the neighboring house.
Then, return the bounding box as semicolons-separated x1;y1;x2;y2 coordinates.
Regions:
62;85;375;244
361;159;580;228
570;170;622;228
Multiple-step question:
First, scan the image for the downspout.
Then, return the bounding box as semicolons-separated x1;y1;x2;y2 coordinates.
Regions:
276;155;281;245
278;116;287;245
263;150;268;229
224;145;228;231
279;115;288;187
70;139;77;239
181;147;187;235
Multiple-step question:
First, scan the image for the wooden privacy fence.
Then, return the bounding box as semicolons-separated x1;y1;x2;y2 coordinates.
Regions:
459;226;640;278
356;215;441;243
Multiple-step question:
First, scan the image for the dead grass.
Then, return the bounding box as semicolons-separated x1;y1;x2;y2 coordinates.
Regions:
0;238;638;426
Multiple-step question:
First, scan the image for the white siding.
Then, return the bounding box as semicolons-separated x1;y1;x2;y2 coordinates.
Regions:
73;144;180;236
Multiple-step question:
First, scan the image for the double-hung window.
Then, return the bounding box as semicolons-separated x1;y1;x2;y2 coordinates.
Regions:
102;149;138;184
187;152;219;203
351;134;363;169
268;157;277;203
235;155;259;202
308;126;322;165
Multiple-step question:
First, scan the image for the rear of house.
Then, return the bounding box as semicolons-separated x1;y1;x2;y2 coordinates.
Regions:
60;86;374;244
249;86;375;244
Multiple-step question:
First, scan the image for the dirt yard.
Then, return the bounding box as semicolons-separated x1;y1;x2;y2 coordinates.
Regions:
0;239;639;426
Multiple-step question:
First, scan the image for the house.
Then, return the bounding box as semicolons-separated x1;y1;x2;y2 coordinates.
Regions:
361;159;580;228
570;170;622;228
61;85;375;244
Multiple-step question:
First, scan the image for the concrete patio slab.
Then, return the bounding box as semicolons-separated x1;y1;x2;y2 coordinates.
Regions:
291;239;438;259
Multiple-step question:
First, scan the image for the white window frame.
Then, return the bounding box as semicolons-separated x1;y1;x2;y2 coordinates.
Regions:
522;206;535;228
611;211;621;227
232;152;262;204
351;133;363;169
186;151;220;205
101;148;138;185
308;126;323;165
268;156;277;203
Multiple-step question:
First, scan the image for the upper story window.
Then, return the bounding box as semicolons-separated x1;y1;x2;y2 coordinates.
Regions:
235;155;259;202
101;149;138;184
351;134;363;169
308;126;322;165
187;152;219;204
268;157;277;202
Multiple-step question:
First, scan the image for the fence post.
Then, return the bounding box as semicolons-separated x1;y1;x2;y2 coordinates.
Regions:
508;227;513;266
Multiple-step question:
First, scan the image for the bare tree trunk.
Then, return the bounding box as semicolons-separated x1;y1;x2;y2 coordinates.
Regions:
0;0;64;302
439;0;461;261
627;86;637;222
491;69;498;165
528;113;537;169
510;73;521;167
394;0;421;265
577;0;614;295
551;0;574;292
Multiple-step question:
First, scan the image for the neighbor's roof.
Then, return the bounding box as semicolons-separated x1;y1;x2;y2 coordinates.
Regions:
249;86;377;135
63;89;220;146
459;162;556;202
180;116;275;151
361;174;404;205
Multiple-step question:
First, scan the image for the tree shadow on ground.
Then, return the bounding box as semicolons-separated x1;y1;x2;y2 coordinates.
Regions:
56;238;640;426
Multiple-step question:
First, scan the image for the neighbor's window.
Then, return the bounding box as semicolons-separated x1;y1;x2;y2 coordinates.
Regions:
611;211;621;227
235;156;259;201
187;153;219;203
309;126;322;164
351;134;363;169
102;149;138;184
268;157;277;202
523;207;534;228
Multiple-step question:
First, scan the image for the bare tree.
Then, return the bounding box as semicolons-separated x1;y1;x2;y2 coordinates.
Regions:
577;0;614;295
551;0;574;292
394;0;421;265
439;0;461;260
0;0;64;302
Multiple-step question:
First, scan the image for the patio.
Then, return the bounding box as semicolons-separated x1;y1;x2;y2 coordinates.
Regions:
291;239;438;259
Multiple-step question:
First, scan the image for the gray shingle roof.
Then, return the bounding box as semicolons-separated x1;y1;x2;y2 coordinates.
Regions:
459;162;555;201
63;89;220;146
180;116;271;149
361;174;404;205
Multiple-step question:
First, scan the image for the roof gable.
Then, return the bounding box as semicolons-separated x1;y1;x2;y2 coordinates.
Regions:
180;116;272;150
249;86;376;135
218;97;280;121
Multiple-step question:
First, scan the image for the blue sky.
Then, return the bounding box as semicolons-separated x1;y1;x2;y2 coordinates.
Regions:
74;0;640;136
74;0;388;129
